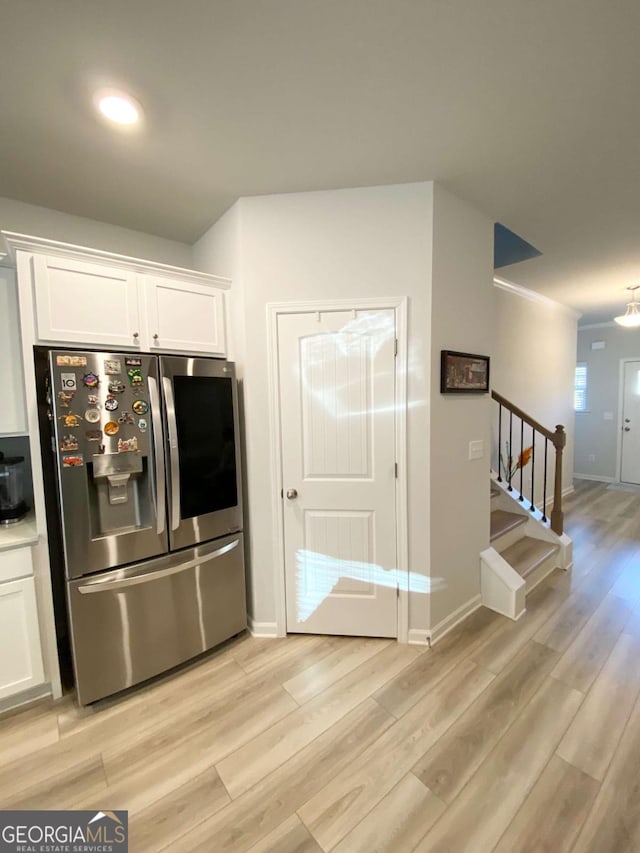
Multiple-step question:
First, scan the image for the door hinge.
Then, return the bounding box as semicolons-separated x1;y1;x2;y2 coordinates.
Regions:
280;488;283;499
395;462;398;478
396;584;400;599
394;338;398;357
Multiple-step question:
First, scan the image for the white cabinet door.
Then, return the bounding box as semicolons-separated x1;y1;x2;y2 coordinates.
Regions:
142;275;226;356
0;575;45;699
33;255;141;349
0;269;27;434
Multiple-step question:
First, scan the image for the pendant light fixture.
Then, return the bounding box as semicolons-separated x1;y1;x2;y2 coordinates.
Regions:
614;286;640;328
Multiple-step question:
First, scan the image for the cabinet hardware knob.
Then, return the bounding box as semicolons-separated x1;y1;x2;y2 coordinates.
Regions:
133;332;139;339
153;333;159;340
286;488;298;500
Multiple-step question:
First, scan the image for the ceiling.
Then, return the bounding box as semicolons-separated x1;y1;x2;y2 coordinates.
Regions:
1;0;640;324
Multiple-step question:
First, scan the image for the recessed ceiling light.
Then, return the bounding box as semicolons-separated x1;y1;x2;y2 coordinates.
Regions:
94;89;142;126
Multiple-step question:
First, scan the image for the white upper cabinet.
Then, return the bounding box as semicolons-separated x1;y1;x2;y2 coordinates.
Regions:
33;254;141;349
141;275;226;355
13;239;231;357
0;268;27;434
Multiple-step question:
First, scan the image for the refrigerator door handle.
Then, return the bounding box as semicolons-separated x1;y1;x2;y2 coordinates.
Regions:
77;539;239;594
162;375;181;531
147;376;166;536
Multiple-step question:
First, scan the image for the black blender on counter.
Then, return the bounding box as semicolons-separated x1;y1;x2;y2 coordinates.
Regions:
0;451;28;524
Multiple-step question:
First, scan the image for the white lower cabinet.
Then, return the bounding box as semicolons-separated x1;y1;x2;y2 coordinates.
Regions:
0;550;45;700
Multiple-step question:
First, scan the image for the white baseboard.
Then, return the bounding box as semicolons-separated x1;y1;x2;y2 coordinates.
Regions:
428;594;482;647
407;628;430;646
247;616;280;638
0;684;52;715
573;473;615;483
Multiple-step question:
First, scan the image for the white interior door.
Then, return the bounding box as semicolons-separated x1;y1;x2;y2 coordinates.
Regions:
278;308;398;637
621;360;640;484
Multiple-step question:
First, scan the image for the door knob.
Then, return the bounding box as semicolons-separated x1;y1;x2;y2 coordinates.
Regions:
624;427;631;432
286;488;298;500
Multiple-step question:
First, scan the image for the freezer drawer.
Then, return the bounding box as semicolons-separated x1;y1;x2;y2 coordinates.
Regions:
67;533;246;704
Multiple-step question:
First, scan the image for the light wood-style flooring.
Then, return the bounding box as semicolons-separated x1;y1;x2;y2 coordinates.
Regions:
3;479;640;852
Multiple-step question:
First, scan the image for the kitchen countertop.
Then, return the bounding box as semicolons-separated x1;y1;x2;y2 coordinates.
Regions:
0;512;39;551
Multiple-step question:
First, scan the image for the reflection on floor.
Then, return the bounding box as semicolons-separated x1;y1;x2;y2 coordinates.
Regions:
1;479;640;852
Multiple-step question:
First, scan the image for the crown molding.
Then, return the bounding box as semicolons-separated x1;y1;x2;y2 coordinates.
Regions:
0;231;230;288
493;276;581;319
577;320;618;330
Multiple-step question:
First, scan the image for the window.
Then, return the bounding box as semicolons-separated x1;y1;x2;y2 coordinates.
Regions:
574;363;587;412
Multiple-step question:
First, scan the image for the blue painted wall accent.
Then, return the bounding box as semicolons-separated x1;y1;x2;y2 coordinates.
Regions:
494;222;542;269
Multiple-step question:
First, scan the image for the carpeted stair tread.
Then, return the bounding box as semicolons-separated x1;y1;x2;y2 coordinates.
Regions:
490;509;528;541
500;536;560;579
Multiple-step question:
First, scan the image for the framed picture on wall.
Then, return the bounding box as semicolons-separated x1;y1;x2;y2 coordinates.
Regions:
440;350;490;394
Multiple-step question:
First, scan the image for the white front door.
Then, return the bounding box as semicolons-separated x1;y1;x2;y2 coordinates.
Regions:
277;309;398;637
621;360;640;484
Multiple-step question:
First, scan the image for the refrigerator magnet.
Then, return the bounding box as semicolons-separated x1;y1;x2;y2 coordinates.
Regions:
118;411;135;425
108;379;126;395
132;399;149;415
62;454;84;467
127;367;144;387
59;412;83;427
137;418;148;432
57;390;75;407
87;394;99;405
85;408;101;423
104;397;119;412
60;435;79;451
60;373;77;392
125;357;142;367
118;437;138;453
82;372;100;388
104;421;119;436
104;359;122;375
56;355;87;367
85;429;103;442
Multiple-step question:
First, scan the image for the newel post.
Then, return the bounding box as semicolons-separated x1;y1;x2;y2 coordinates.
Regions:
550;425;566;535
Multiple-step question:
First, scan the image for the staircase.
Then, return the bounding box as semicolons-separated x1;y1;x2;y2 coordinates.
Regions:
481;394;573;620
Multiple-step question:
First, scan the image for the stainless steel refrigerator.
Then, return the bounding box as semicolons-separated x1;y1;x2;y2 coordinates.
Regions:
46;349;246;704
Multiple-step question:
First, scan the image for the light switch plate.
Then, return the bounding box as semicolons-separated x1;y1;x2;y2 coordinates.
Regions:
468;439;484;460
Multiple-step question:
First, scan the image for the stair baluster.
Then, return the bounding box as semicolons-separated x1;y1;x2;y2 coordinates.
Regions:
542;439;548;523
508;411;513;491
519;419;525;501
529;429;536;512
497;403;503;483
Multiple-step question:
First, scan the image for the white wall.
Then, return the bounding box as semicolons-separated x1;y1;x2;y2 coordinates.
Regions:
575;324;640;480
195;183;434;633
492;282;577;499
195;181;496;637
0;196;193;268
428;184;495;631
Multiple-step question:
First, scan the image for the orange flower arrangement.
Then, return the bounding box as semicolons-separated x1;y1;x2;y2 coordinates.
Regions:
500;443;533;482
